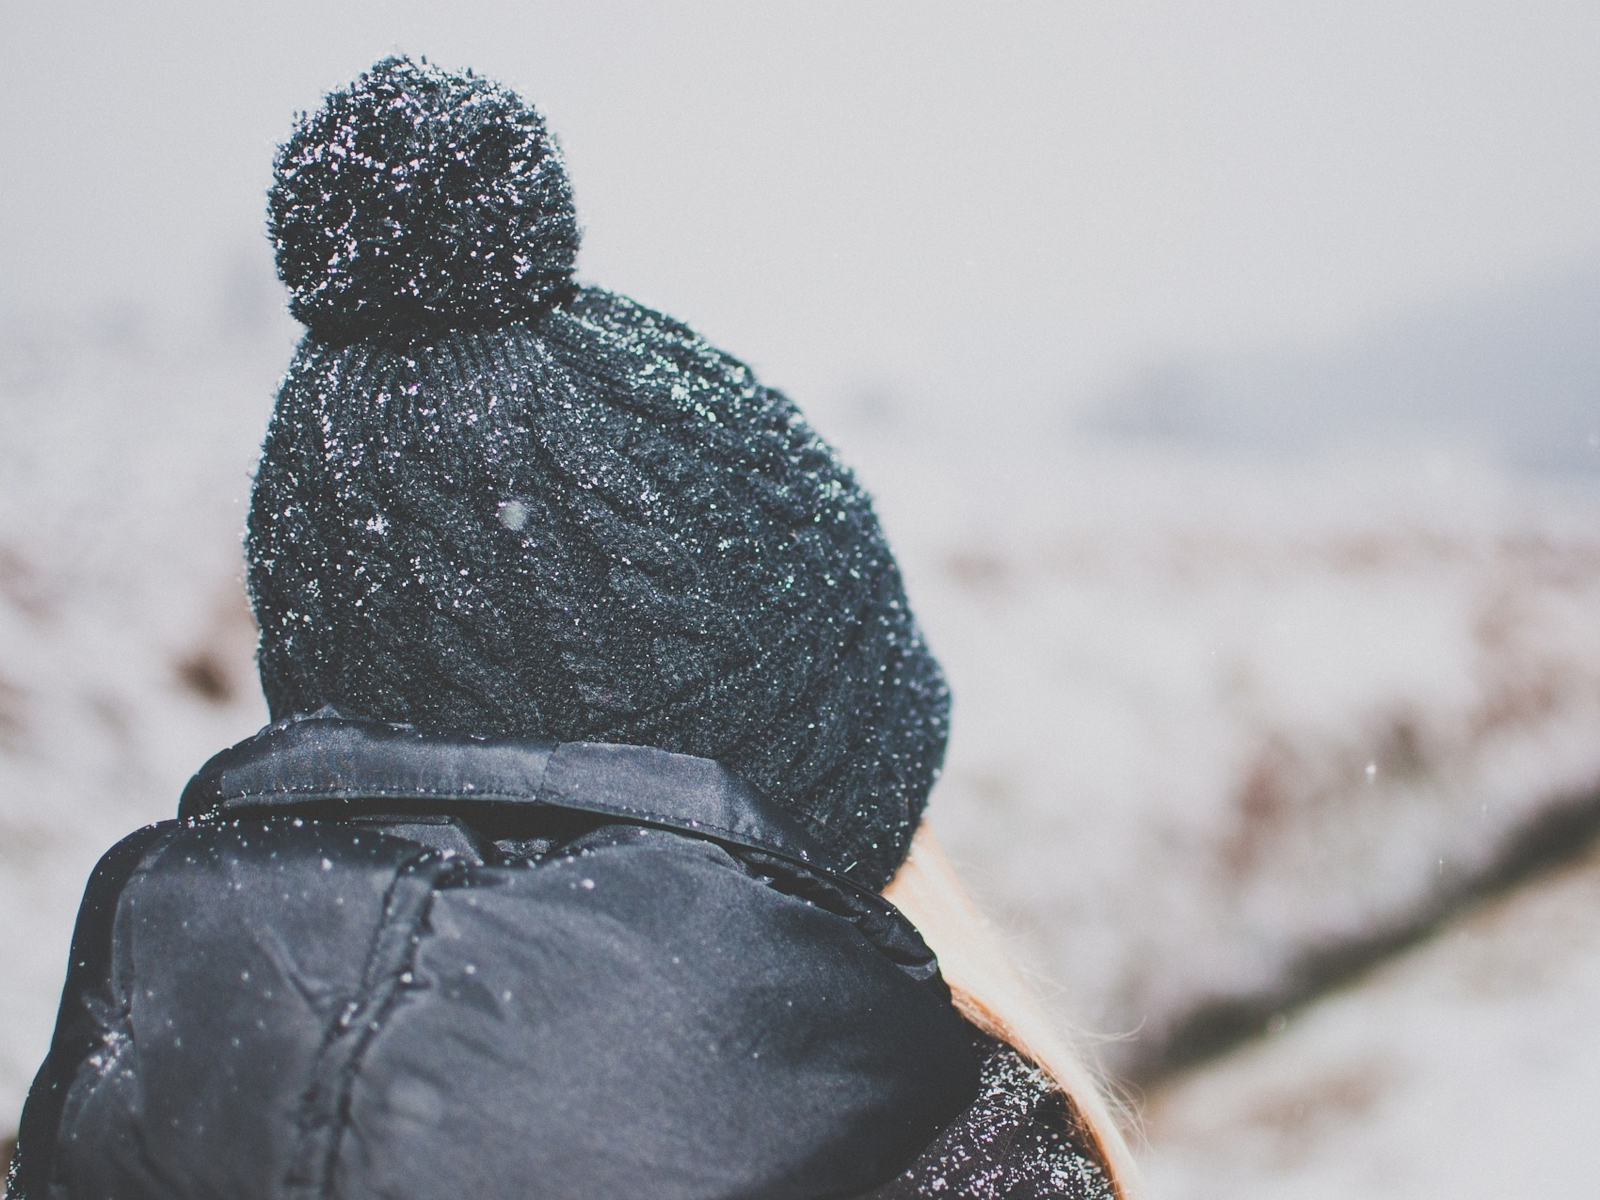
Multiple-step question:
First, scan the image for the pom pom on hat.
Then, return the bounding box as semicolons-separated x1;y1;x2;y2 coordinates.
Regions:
268;56;579;340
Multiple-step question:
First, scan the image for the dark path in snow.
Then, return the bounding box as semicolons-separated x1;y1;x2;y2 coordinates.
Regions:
1132;781;1600;1085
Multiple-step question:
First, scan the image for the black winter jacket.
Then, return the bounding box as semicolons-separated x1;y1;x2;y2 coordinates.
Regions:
8;715;1111;1199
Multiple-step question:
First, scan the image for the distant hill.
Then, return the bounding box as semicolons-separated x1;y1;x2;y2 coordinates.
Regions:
1083;261;1600;474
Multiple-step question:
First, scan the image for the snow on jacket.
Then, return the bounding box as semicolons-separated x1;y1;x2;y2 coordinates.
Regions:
8;714;1111;1199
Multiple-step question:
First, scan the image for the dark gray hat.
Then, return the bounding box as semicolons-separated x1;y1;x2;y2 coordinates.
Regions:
248;57;949;887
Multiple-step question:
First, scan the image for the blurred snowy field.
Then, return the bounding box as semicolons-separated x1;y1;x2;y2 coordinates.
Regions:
5;316;1600;1200
854;428;1600;1079
1140;833;1600;1198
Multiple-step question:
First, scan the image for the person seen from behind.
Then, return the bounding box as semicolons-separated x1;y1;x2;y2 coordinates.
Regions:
8;57;1136;1200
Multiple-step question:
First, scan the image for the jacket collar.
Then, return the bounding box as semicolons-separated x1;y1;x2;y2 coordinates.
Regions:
179;710;836;875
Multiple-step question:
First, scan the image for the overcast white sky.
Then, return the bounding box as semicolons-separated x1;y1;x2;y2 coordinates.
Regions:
4;1;1598;419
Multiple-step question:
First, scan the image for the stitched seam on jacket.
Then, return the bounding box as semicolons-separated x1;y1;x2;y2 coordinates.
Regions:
283;852;459;1200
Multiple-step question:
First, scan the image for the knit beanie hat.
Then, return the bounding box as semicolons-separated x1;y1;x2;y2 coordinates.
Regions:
247;57;949;888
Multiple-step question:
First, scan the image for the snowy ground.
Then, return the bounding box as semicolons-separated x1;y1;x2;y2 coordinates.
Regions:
1138;834;1600;1198
849;422;1600;1080
4;320;1600;1199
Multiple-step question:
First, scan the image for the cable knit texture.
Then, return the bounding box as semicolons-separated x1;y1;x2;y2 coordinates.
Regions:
252;60;949;888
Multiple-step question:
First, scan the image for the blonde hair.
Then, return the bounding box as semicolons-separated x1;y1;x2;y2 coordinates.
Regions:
883;826;1140;1198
